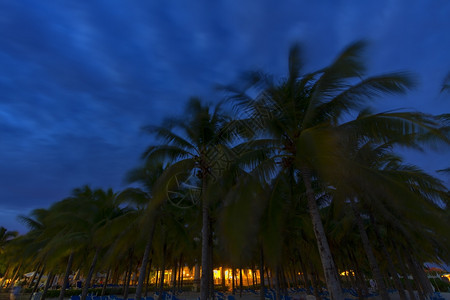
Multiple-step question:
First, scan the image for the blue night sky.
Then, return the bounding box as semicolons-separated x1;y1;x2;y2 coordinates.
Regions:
1;1;449;233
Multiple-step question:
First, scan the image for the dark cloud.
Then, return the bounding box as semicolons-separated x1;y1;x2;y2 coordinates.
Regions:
1;0;449;232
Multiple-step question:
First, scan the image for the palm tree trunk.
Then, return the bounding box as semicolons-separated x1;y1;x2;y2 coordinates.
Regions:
301;169;343;300
209;237;214;299
158;243;167;300
259;248;265;300
41;272;54;300
193;264;199;292
144;258;152;297
348;249;368;299
0;265;11;288
155;268;159;292
135;221;156;300
231;267;235;295
101;269;111;296
310;269;320;300
407;262;425;300
123;267;129;295
265;268;271;290
370;218;407;300
159;266;165;298
0;265;10;287
30;263;46;299
394;246;416;300
81;248;100;300
58;252;74;300
178;256;182;292
9;262;22;288
200;176;211;300
408;254;433;298
253;266;257;289
282;267;290;290
221;267;226;290
27;261;42;289
172;264;177;295
290;265;297;288
124;252;134;300
239;268;243;298
111;267;118;286
404;254;427;300
298;256;309;292
349;198;390;300
179;262;183;292
274;266;280;300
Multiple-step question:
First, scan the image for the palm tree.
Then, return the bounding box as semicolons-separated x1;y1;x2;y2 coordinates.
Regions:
18;187;116;300
43;195;92;300
329;131;449;298
0;227;18;251
0;227;18;287
226;41;448;299
75;187;124;300
142;97;236;300
123;162;166;300
17;209;56;296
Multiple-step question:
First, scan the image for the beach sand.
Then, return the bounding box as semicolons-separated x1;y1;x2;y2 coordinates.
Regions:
6;291;450;300
127;290;450;300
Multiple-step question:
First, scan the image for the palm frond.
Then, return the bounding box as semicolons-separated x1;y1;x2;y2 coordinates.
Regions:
151;158;196;210
315;72;415;123
142;125;196;152
142;145;194;162
441;71;450;93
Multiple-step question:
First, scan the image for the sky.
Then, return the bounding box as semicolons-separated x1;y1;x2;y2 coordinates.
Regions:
0;0;449;234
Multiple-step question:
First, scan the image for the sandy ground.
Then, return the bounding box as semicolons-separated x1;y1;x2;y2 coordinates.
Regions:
5;291;450;300
169;291;450;300
125;290;450;300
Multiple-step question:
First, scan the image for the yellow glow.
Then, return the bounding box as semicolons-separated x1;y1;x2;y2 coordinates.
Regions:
340;270;355;276
441;274;450;282
150;267;260;286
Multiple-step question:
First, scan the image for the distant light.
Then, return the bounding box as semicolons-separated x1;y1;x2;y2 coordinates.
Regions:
340;270;355;276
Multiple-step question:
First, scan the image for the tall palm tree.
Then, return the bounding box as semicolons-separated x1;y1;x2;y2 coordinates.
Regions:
330;131;449;299
75;187;124;300
123;162;170;300
226;41;447;299
0;227;18;286
142;98;236;300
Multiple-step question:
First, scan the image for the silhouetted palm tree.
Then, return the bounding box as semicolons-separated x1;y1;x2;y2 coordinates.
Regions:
226;41;447;299
142;98;236;300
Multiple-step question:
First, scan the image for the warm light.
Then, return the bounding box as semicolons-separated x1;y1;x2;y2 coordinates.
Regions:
340;270;355;276
150;267;258;286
